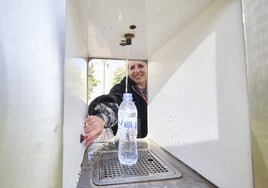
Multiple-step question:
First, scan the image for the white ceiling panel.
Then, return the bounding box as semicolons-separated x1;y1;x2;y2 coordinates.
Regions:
66;0;214;59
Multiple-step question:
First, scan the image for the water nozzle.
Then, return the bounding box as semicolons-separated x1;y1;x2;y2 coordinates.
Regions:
119;33;135;46
124;33;134;45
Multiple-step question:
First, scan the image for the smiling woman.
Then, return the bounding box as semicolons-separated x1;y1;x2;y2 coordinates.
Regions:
83;59;148;146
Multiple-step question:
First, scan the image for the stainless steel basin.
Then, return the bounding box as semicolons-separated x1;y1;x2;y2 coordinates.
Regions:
93;148;182;186
77;139;218;188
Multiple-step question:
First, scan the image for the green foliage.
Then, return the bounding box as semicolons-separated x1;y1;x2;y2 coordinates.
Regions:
88;63;100;100
112;65;126;85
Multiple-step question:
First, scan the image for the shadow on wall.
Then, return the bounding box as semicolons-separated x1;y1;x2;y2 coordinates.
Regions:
148;1;219;102
251;133;268;187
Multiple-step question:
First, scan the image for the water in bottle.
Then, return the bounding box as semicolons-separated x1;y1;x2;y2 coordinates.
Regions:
118;93;138;165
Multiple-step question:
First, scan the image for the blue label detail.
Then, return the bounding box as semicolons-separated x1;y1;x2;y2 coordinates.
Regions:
124;121;132;128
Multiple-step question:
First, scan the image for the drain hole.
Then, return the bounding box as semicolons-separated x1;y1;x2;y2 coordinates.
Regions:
148;158;154;162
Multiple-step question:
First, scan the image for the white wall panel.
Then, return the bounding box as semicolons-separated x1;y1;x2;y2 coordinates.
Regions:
63;58;88;188
242;0;268;187
0;0;65;187
148;0;252;187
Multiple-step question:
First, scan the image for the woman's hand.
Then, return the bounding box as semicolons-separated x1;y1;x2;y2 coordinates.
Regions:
83;115;105;147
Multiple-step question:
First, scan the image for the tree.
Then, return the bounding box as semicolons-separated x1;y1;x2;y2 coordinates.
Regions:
88;63;100;101
112;65;126;85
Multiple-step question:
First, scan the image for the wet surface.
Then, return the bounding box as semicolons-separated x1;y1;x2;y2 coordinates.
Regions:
76;139;218;188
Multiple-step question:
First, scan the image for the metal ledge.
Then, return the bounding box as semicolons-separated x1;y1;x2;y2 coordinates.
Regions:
77;139;218;188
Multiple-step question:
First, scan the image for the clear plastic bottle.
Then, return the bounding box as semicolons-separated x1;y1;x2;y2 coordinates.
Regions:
118;93;138;165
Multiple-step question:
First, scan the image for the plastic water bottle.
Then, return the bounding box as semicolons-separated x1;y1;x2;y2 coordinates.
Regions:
118;93;138;165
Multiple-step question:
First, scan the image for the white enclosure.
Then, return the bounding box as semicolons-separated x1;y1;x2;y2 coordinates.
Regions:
2;0;268;188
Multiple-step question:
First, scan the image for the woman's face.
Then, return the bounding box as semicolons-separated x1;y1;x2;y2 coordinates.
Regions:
128;60;147;88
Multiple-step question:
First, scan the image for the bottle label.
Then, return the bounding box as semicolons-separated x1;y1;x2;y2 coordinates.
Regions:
124;121;133;128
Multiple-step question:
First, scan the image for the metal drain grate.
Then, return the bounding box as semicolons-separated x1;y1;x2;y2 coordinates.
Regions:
92;150;182;185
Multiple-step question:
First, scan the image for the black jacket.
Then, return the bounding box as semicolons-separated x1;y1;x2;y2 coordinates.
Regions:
88;77;147;138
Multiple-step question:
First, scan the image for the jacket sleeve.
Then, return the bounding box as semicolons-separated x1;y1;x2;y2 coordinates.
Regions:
88;94;120;128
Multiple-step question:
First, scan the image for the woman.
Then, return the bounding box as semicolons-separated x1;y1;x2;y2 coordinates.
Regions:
83;60;148;147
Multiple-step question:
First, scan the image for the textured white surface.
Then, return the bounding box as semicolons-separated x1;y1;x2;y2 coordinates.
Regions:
148;0;252;187
63;58;88;188
66;0;214;59
242;0;268;186
0;0;65;187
